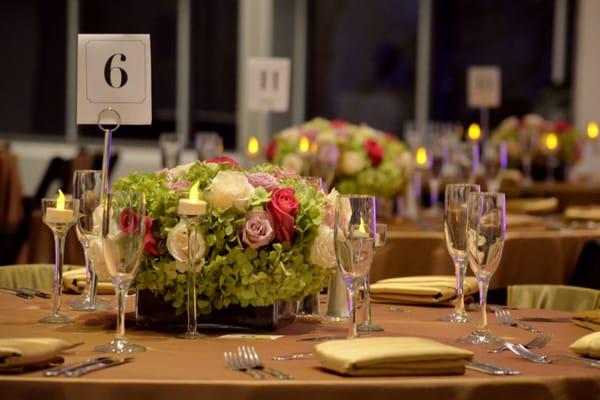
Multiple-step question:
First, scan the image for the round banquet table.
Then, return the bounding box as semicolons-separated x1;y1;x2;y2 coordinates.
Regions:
0;294;599;400
371;218;600;289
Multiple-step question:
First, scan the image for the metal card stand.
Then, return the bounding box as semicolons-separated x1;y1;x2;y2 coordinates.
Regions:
97;108;121;233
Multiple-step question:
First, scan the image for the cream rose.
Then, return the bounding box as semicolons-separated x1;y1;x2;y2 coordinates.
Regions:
309;225;336;269
167;221;206;265
209;170;255;213
316;129;337;144
278;127;300;144
341;151;365;175
92;205;117;236
169;162;195;179
281;153;304;175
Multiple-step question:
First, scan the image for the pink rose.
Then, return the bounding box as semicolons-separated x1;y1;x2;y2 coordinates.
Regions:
119;209;141;235
267;188;299;244
144;216;160;256
168;180;191;190
241;211;275;249
274;169;300;179
205;156;240;169
248;172;279;192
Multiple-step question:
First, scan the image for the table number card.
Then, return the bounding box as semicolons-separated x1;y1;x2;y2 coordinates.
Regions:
246;57;291;112
467;66;501;108
77;34;152;125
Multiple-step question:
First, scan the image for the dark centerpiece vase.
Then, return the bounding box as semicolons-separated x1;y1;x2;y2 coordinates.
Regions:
135;289;296;331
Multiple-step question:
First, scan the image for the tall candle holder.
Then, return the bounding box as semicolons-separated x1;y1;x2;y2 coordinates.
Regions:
40;192;79;324
543;132;559;183
467;123;482;182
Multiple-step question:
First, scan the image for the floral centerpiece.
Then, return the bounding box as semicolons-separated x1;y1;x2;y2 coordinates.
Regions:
267;117;409;199
105;157;336;326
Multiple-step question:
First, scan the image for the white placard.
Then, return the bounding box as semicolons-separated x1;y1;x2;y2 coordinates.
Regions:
77;34;152;125
246;57;290;112
467;66;501;108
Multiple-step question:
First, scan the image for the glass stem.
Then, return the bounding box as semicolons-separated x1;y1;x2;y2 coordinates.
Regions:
346;286;357;339
186;218;198;334
89;269;98;307
115;280;130;340
477;275;490;332
52;234;66;318
82;248;91;303
429;179;439;209
454;262;466;314
362;275;372;323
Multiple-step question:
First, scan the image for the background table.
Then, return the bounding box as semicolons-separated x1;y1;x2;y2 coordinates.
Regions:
503;182;600;211
0;294;598;399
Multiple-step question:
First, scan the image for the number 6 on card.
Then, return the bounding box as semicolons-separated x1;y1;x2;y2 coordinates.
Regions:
77;34;152;125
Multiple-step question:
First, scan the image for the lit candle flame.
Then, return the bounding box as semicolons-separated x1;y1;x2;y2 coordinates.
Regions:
56;189;65;210
467;123;481;142
189;181;200;202
545;132;558;151
415;147;428;166
247;136;260;155
299;135;310;153
358;217;366;234
588;122;599;140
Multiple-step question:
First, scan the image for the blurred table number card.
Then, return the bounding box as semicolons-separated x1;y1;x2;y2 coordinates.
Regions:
77;34;152;125
246;57;291;112
467;66;501;109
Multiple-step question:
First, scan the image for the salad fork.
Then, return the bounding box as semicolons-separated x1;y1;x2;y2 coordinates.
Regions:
495;308;541;333
238;346;294;379
224;351;265;380
503;342;600;367
488;334;551;354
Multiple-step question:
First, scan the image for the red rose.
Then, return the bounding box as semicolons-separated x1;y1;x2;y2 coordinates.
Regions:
331;119;348;129
553;120;571;133
267;188;299;244
266;141;277;162
144;216;160;256
364;139;384;167
205;156;240;169
119;209;141;235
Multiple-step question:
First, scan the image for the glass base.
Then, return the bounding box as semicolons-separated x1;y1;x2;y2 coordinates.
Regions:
439;310;471;324
94;338;147;353
69;297;113;311
175;331;207;340
458;329;500;345
323;314;349;322
357;320;384;332
39;313;74;324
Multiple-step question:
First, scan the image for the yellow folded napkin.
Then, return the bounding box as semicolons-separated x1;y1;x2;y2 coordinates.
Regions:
0;338;77;372
370;275;478;305
564;206;600;221
572;310;600;332
315;337;473;376
570;331;600;358
506;213;547;228
62;268;114;294
507;197;559;214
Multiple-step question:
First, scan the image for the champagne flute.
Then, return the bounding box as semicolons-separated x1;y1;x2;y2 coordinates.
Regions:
458;192;506;345
95;191;147;353
440;184;480;323
70;170;112;311
334;195;376;339
358;223;387;332
313;142;339;192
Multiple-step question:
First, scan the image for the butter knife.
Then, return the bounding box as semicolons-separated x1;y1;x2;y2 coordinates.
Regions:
466;361;521;376
517;317;571;323
65;357;133;377
44;357;112;377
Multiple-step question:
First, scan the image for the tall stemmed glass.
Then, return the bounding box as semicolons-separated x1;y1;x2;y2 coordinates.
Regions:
358;223;387;333
95;192;146;353
459;192;506;345
70;170;111;311
334;195;376;339
440;184;480;323
40;192;79;323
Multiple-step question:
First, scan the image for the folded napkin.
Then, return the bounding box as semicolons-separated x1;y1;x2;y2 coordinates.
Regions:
506;213;547;228
315;337;473;376
507;197;559;215
572;310;600;332
570;331;600;358
62;268;114;294
370;275;478;305
564;206;600;222
0;338;76;372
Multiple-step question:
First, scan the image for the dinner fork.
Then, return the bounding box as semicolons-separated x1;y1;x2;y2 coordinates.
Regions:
488;334;551;354
238;346;294;379
224;351;265;380
495;308;541;333
503;342;600;367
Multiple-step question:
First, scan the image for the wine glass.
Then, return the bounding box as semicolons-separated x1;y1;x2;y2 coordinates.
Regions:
159;132;183;168
520;127;539;186
312;142;339;192
458;192;506;345
70;170;112;311
357;223;387;332
334;195;376;339
95;191;147;353
440;184;480;323
194;132;223;161
40;193;79;323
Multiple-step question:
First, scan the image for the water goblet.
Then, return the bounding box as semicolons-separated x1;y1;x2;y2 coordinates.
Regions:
159;132;183;169
95;192;147;353
194;132;223;161
458;192;506;345
440;184;480;323
40;193;79;324
334;195;376;339
357;223;387;332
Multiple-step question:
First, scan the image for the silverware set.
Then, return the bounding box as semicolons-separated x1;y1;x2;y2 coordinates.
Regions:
501;342;600;367
0;288;51;300
44;357;133;377
488;334;552;354
495;307;542;333
224;346;293;380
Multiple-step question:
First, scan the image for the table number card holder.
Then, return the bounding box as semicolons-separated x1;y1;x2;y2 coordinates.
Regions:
467;66;501;153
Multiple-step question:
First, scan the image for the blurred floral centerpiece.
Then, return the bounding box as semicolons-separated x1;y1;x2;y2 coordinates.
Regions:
267;118;409;199
110;158;336;329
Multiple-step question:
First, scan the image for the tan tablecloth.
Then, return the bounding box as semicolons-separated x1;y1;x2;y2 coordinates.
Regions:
0;294;599;399
372;219;600;289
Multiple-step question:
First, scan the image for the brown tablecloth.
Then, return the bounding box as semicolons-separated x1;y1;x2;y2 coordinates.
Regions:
0;294;599;399
372;219;600;289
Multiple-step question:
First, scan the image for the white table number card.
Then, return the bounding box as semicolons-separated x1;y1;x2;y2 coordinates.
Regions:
247;57;291;112
467;66;501;109
77;34;152;125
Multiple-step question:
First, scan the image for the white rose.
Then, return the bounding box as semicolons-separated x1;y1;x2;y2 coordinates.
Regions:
327;189;352;228
169;162;195;178
341;151;365;175
523;113;544;129
281;153;304;175
167;221;206;264
92;205;117;236
316;129;337;144
209;171;255;213
279;127;300;144
355;124;378;140
309;225;336;269
88;237;110;281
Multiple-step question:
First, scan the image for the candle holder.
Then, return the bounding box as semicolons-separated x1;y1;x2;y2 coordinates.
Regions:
40;195;79;324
